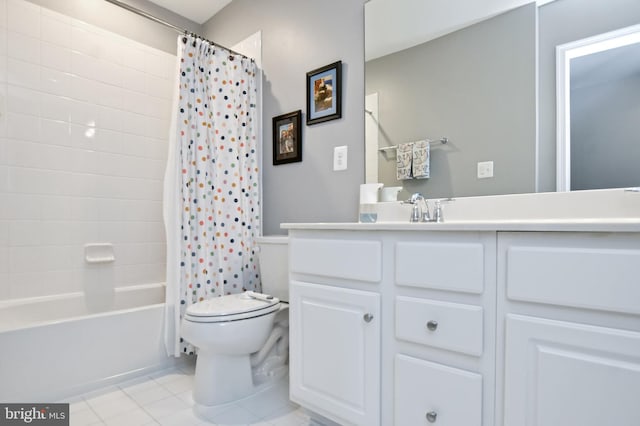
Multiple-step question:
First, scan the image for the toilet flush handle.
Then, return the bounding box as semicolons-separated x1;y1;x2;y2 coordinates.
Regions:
363;313;374;323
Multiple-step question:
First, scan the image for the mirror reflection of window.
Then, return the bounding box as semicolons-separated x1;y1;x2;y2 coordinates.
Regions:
569;42;640;190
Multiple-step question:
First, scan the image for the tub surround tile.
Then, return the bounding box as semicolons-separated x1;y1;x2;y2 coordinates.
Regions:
41;13;71;48
0;0;6;29
7;0;40;38
1;0;172;301
7;29;39;63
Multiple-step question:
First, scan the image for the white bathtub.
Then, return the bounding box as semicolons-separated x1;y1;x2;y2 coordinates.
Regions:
0;283;176;402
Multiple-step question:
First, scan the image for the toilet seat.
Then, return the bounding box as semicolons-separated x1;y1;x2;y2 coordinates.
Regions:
184;292;280;323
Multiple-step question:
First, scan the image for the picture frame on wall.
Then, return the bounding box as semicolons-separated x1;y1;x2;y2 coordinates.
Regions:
306;60;342;125
273;110;302;165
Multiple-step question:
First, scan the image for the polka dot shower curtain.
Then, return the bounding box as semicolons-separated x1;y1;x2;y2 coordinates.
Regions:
163;35;261;357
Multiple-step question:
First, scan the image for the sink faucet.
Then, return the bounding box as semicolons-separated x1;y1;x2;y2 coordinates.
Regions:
404;194;451;223
404;193;424;222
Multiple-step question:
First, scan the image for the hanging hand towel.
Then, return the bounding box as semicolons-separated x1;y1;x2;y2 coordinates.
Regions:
396;142;413;180
412;140;430;179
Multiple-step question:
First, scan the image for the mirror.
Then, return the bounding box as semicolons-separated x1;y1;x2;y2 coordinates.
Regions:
556;24;640;191
365;3;537;200
365;0;640;199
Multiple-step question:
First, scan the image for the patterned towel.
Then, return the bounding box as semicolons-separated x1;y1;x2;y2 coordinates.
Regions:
396;143;413;180
412;140;430;179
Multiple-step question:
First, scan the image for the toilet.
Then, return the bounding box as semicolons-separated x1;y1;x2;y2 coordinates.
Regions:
181;236;290;408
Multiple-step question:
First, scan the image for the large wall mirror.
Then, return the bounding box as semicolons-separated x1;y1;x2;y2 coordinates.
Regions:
556;24;640;191
365;0;640;200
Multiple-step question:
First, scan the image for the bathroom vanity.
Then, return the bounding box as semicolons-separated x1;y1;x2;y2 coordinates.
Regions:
283;190;640;426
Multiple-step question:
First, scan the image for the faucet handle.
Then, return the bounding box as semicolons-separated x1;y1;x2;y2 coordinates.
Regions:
404;193;423;204
433;200;443;222
421;200;431;222
432;198;455;222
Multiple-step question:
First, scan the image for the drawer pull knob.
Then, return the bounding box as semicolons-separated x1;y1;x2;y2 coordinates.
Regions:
426;320;438;331
426;411;438;423
363;313;374;323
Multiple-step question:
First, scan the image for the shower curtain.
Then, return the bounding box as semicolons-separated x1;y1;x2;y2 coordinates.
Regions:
163;35;261;357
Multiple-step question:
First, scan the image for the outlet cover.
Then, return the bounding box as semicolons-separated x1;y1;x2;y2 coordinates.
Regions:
477;161;494;179
334;146;348;171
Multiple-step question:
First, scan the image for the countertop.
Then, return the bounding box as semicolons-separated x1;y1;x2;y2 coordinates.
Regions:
281;219;640;233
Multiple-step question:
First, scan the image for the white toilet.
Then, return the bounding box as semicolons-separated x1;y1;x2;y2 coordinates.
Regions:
181;236;290;407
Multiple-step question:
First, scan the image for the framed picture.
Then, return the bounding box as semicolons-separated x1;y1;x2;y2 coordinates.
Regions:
273;110;302;165
306;60;342;125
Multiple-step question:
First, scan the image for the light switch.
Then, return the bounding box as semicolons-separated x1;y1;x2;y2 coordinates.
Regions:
334;146;348;171
477;161;494;179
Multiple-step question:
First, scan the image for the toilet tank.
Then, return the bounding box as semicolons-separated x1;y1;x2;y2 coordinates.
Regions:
256;236;289;302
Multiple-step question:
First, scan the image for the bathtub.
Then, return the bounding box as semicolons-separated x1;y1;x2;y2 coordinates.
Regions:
0;283;176;402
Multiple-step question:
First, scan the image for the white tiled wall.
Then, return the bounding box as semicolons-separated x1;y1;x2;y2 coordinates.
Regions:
0;0;174;300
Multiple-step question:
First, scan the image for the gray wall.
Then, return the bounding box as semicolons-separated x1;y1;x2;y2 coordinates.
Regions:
366;4;536;199
203;0;366;235
25;0;201;54
537;0;640;191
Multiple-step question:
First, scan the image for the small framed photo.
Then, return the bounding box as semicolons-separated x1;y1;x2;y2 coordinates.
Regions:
306;60;342;125
273;110;302;165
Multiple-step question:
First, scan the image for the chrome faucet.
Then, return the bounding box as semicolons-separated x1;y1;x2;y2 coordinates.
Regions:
404;194;451;223
404;193;424;222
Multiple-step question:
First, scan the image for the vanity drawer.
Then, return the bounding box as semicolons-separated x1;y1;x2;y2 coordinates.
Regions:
396;296;483;356
395;354;482;426
395;241;485;294
290;238;382;283
503;233;640;315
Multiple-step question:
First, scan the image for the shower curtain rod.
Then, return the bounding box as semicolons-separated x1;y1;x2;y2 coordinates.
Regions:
103;0;248;59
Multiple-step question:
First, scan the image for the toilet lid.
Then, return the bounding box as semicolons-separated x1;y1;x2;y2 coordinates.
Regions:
184;292;280;323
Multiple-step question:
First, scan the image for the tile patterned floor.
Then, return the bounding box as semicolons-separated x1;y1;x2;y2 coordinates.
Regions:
62;362;324;426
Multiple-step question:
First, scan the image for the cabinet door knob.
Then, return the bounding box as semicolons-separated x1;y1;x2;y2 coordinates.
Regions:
426;411;438;423
363;313;374;323
426;320;438;331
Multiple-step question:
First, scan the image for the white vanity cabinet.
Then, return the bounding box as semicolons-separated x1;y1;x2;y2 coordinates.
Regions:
393;232;496;426
285;224;640;426
498;232;640;426
288;233;382;426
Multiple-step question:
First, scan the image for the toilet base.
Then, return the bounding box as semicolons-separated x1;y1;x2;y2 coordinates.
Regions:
193;367;289;421
192;349;289;406
193;352;254;406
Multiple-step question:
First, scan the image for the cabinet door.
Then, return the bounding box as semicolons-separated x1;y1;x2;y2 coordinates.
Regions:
290;281;380;426
504;314;640;426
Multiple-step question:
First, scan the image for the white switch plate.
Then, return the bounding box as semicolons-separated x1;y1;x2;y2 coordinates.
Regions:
334;146;348;171
477;161;494;179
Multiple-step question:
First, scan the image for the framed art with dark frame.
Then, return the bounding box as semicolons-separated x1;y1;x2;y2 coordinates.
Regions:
272;110;302;165
306;60;342;125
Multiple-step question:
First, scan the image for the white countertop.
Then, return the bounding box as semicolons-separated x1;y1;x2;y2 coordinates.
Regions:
281;219;640;233
283;189;640;232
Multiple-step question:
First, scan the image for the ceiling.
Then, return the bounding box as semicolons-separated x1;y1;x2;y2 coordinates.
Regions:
146;0;544;60
146;0;232;24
